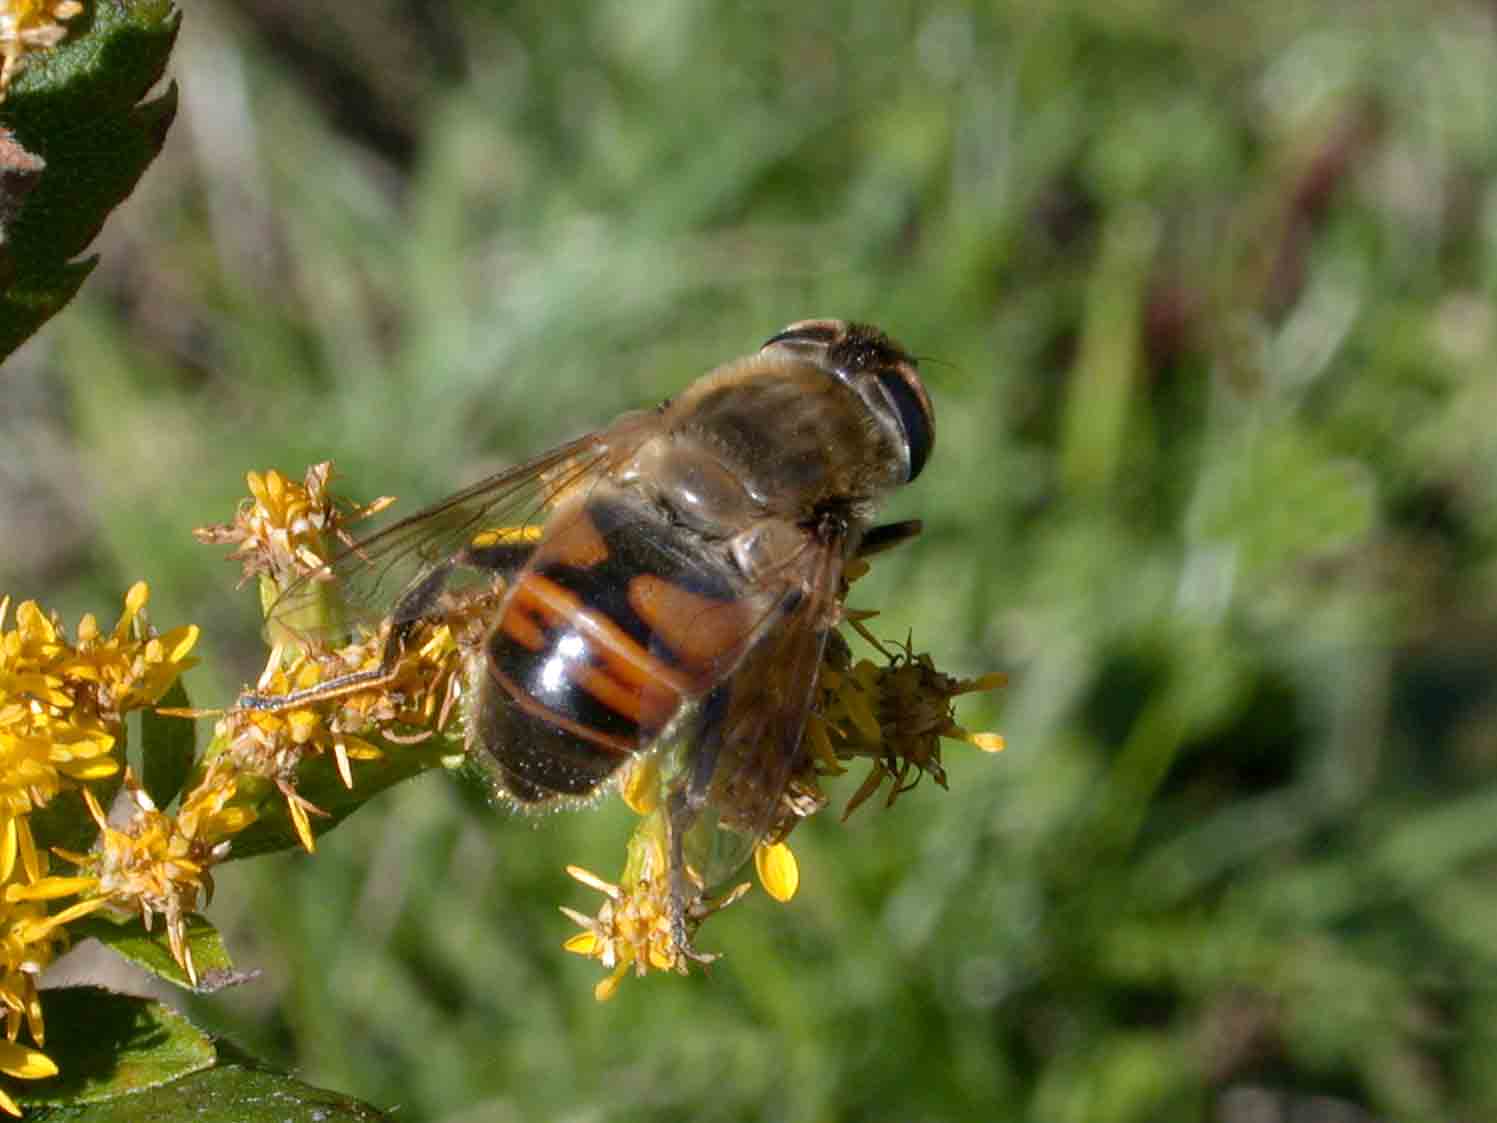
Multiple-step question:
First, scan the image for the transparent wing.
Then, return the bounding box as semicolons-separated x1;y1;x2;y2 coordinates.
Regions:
268;419;657;647
684;525;847;884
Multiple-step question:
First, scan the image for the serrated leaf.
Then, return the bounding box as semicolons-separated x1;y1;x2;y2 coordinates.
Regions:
72;912;240;992
224;735;455;860
141;680;196;809
21;987;214;1108
0;1;180;360
26;1063;391;1122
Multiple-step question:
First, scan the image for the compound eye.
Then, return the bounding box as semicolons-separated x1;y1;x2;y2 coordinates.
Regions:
874;366;935;482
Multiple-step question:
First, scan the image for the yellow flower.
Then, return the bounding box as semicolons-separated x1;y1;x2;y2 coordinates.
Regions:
213;614;467;853
561;812;750;1001
62;774;239;986
0;0;82;96
0;852;104;1117
194;463;393;597
0;1037;55;1116
0;586;198;895
58;583;200;718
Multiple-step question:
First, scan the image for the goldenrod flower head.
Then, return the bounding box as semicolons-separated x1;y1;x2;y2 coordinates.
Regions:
0;891;63;1117
59;583;201;719
0;842;110;1116
0;0;82;96
0;586;197;859
215;615;467;852
194;462;393;594
561;813;750;1001
65;774;236;986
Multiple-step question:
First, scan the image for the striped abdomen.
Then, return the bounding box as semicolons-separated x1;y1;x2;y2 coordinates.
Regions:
473;485;772;805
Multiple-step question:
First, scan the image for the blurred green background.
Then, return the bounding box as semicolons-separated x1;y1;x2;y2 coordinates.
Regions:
7;0;1497;1120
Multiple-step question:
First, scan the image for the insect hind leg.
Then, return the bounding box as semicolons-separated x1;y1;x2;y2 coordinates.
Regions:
238;537;539;713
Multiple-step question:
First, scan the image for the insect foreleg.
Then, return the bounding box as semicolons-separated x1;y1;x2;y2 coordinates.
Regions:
856;519;923;558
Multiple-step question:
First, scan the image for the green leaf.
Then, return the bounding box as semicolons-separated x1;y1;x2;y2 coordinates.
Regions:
28;783;112;859
73;913;242;993
0;1;180;360
27;1063;391;1121
224;735;455;860
21;987;214;1108
141;680;196;810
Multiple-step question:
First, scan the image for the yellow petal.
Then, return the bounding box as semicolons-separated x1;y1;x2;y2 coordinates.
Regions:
338;734;382;760
123;581;149;620
62;758;121;781
167;625;200;663
288;797;316;854
948;723;1005;752
80;787;108;830
0;818;16;885
563;932;600;956
210;808;257;837
332;740;353;790
4;876;97;901
287;710;319;743
619;756;660;815
15;819;38;885
594;969;625;1002
754;841;800;903
0;1038;57;1080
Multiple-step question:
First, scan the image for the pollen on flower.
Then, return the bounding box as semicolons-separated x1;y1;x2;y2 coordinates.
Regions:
60;772;246;986
199;464;486;856
193;462;393;596
0;586;197;868
560;814;751;1000
212;615;468;852
0;0;83;97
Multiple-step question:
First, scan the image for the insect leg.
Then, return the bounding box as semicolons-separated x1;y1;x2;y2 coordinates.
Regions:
856;519;923;558
663;689;730;959
239;539;540;712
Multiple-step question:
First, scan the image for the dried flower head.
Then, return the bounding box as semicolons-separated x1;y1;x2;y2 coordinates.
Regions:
816;622;1005;819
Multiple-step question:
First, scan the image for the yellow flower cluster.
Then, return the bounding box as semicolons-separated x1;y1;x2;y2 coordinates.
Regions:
0;459;1001;1107
211;619;467;852
61;772;252;986
0;584;199;1114
561;817;752;1002
0;0;81;96
197;462;468;853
